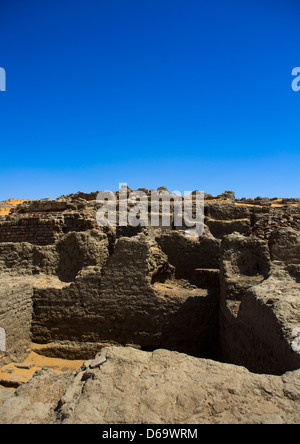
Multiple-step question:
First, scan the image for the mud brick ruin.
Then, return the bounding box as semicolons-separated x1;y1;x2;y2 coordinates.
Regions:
0;188;299;424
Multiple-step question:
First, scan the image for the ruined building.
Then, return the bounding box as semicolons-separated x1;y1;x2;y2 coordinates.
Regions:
0;189;299;424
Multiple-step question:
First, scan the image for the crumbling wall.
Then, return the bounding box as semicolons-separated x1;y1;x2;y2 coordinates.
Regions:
0;242;58;275
0;277;34;364
56;230;109;281
269;227;300;264
0;230;108;280
205;203;251;239
0;213;101;246
1;190;299;376
219;232;300;375
156;231;220;284
31;234;219;358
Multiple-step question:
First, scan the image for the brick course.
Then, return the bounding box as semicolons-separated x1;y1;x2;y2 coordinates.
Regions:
0;213;100;245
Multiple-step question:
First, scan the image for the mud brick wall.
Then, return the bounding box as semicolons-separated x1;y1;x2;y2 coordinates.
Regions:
219;233;300;375
31;235;220;358
0;219;61;245
0;214;100;246
0;277;34;364
62;214;100;233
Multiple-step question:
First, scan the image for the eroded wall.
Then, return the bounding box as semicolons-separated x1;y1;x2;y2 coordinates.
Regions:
219;232;300;375
31;233;220;358
0;277;34;363
0;192;299;375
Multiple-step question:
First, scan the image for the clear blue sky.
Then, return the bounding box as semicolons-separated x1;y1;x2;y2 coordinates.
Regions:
0;0;300;200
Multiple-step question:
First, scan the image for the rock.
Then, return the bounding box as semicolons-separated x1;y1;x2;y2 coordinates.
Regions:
89;354;107;369
216;191;236;201
14;362;35;370
251;209;300;240
292;337;300;353
157;186;169;192
0;387;13;406
0;369;72;424
54;346;300;424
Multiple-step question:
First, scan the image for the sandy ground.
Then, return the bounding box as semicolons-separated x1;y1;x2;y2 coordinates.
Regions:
152;280;209;301
0;199;27;216
0;351;84;389
235;199;299;207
